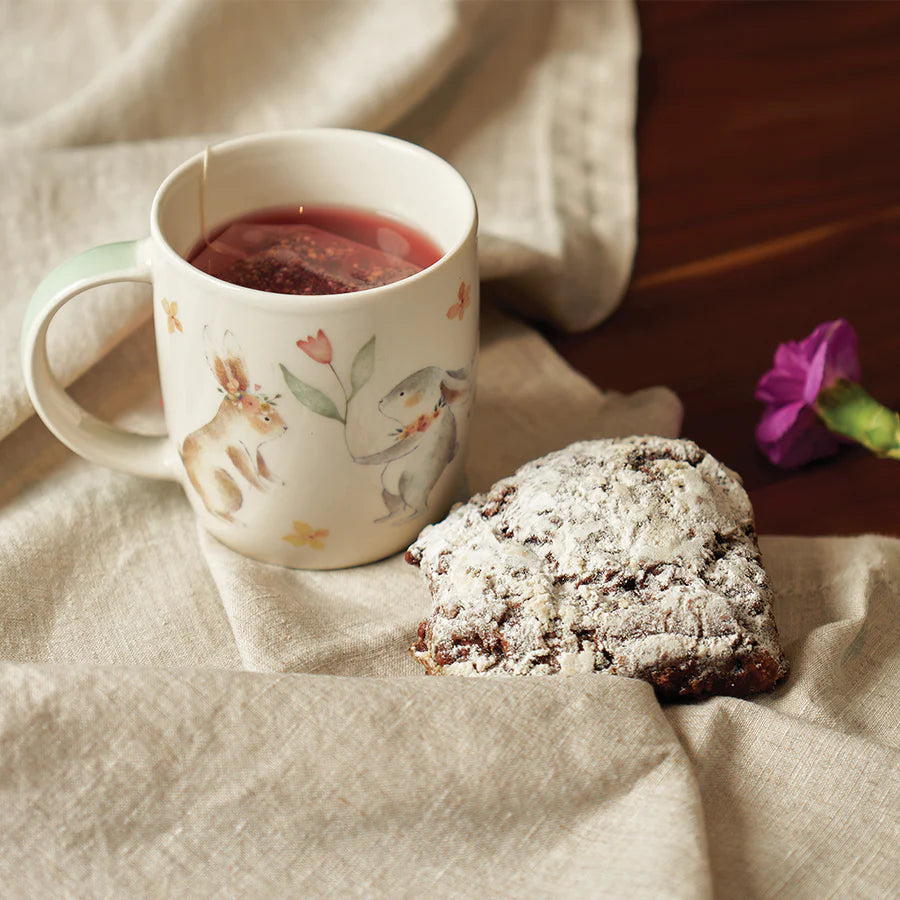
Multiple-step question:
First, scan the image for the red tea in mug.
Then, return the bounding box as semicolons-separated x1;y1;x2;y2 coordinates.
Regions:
187;205;443;295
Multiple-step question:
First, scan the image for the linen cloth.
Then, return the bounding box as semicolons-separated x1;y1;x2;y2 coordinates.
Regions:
2;2;898;897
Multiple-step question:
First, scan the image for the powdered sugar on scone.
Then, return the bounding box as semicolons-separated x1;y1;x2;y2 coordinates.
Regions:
407;437;789;699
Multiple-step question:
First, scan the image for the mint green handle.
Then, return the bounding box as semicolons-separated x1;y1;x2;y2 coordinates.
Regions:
21;239;180;481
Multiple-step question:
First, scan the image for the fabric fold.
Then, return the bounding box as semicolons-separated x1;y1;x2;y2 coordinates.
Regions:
666;698;900;897
0;665;713;898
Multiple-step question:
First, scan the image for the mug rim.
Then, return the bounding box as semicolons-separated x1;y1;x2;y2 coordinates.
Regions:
149;128;478;312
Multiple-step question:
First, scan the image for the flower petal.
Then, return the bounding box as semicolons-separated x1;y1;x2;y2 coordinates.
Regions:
773;339;812;370
803;339;829;405
795;319;861;402
756;401;804;443
297;330;333;364
756;404;840;468
821;318;861;386
755;367;806;404
756;339;812;404
796;321;833;362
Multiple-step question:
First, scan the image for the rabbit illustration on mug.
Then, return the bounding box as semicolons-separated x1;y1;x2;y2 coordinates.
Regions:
281;330;472;523
352;366;471;522
181;330;287;522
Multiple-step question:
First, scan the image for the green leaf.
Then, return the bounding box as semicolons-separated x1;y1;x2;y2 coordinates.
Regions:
280;364;344;423
349;335;376;400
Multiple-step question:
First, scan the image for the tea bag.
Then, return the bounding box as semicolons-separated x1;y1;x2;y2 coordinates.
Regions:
192;223;422;295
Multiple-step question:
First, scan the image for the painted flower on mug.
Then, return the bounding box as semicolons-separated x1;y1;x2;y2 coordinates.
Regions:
282;520;330;550
297;329;333;364
447;281;471;321
396;408;441;439
162;298;182;334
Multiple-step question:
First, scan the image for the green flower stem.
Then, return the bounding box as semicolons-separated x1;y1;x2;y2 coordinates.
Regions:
817;379;900;460
328;362;350;419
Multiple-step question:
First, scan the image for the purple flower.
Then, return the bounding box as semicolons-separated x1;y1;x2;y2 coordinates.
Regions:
755;319;861;468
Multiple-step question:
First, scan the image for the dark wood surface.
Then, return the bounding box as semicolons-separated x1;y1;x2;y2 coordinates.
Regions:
547;0;900;537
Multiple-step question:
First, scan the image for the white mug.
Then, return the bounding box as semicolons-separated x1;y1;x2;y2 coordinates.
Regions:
22;130;479;569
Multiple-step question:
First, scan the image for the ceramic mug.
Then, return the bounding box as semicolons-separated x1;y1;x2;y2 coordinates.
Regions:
22;130;479;569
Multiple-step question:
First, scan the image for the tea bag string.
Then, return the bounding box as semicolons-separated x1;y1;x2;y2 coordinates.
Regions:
199;145;241;259
200;145;212;251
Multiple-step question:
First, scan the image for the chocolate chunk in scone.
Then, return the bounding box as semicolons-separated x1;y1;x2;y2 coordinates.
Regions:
406;437;789;700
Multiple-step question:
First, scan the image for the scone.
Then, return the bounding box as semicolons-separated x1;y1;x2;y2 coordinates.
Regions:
407;437;789;700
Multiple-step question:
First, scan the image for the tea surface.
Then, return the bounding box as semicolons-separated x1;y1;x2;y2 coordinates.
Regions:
188;205;443;295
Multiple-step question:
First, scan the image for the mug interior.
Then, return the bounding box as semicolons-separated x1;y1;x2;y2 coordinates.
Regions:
153;130;475;268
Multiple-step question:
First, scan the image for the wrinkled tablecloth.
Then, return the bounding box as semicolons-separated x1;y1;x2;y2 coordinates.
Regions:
1;2;898;896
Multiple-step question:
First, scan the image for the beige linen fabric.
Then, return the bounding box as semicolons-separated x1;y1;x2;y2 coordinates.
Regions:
2;2;898;897
2;493;899;896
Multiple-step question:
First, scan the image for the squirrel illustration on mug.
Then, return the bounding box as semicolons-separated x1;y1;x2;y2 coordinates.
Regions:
181;330;287;522
352;366;471;522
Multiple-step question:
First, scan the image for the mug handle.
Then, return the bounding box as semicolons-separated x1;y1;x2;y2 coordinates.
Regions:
21;238;180;481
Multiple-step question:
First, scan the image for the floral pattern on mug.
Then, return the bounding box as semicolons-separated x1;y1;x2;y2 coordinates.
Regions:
281;333;471;524
162;298;182;333
281;332;374;425
283;520;330;549
446;281;471;321
297;329;333;364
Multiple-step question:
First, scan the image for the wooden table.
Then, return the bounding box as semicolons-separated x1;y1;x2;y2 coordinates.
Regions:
548;0;900;537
